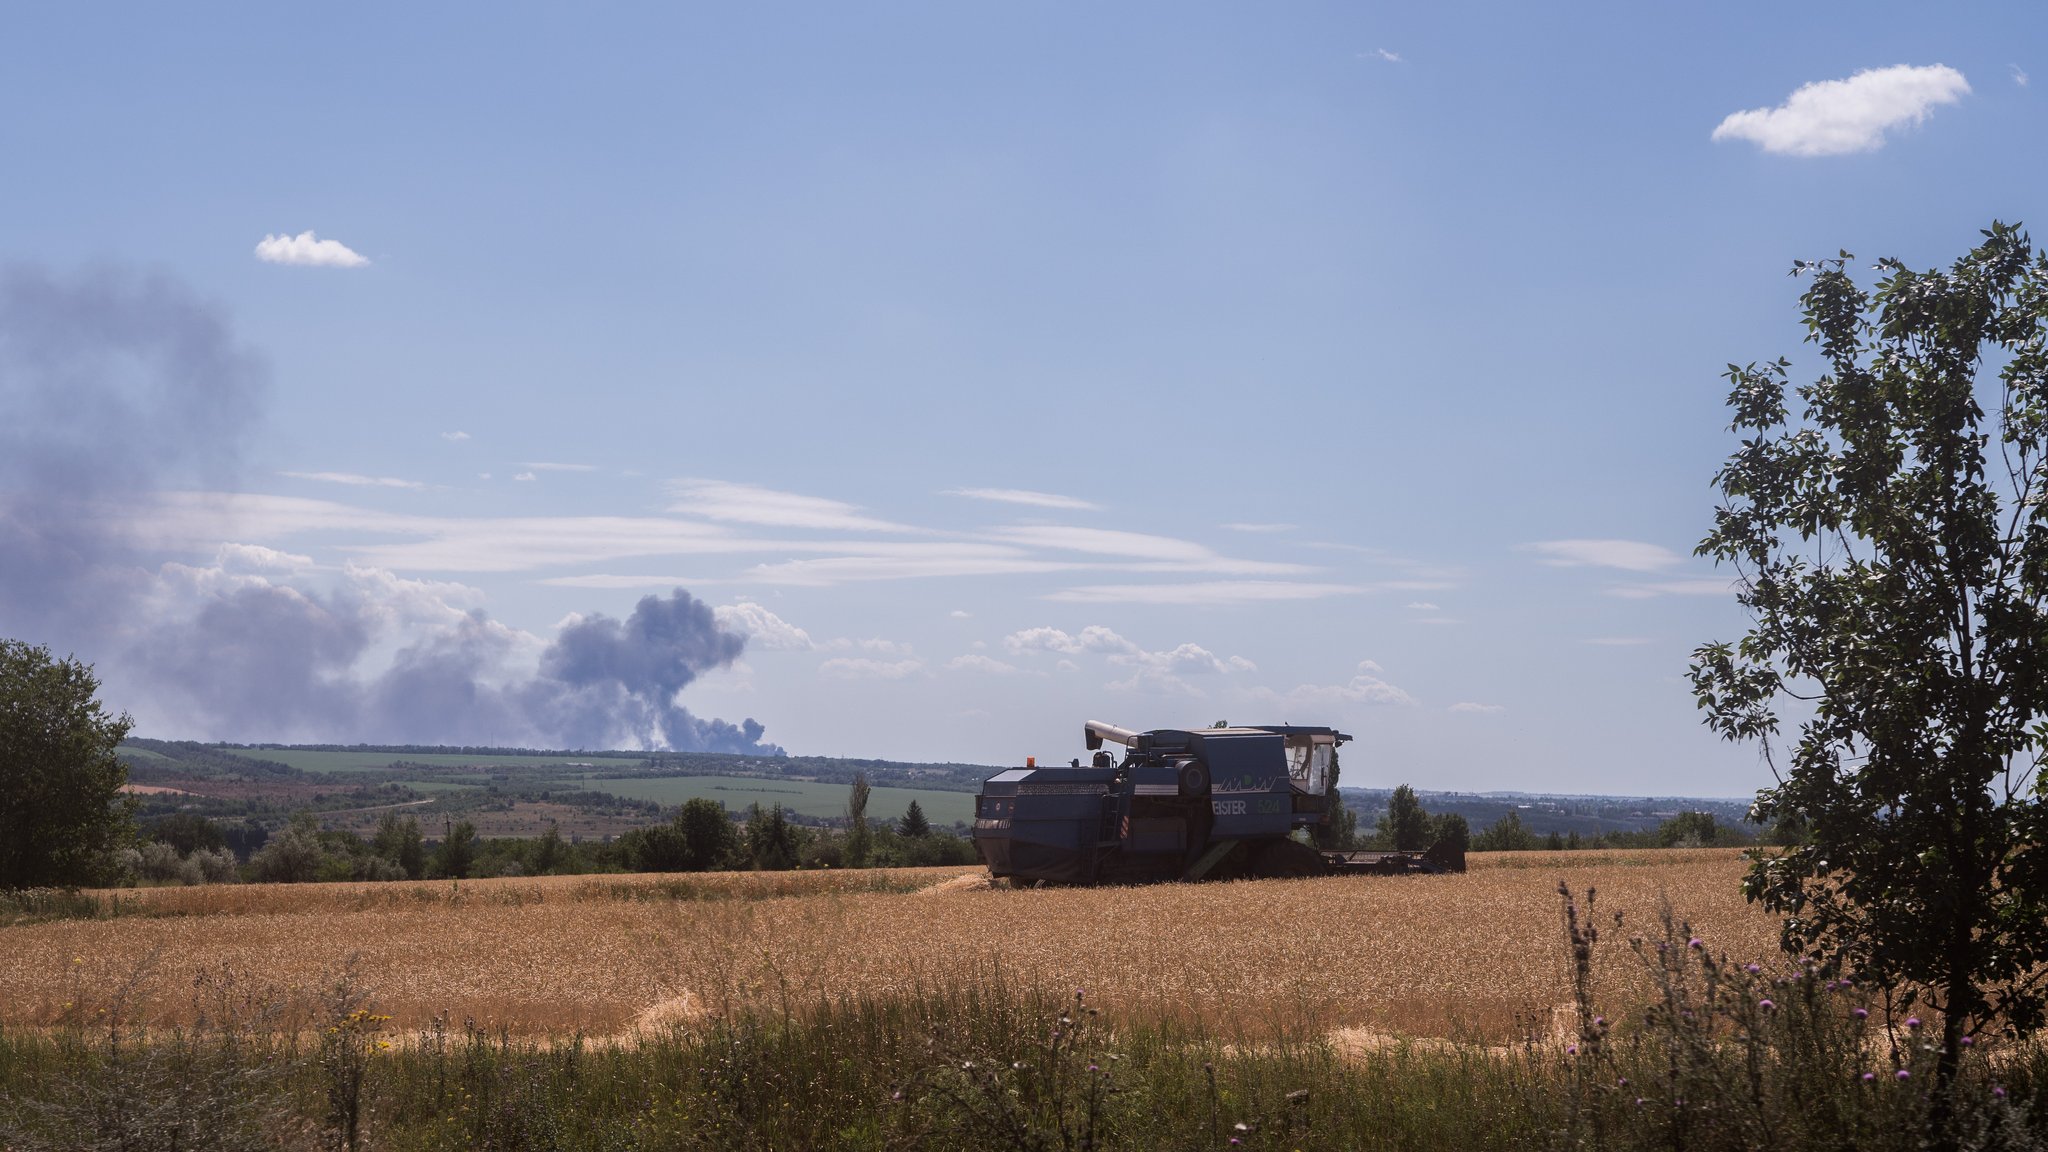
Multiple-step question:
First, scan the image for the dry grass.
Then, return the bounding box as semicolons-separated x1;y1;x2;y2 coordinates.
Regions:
0;850;1775;1042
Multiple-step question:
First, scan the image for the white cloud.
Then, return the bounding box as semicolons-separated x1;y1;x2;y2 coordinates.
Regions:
1711;64;1970;157
947;487;1100;511
521;462;597;473
1046;581;1364;605
1003;625;1250;678
440;431;471;442
478;473;493;480
817;656;923;680
513;473;536;482
1606;579;1734;600
1521;539;1683;573
1405;601;1439;611
946;654;1024;675
949;609;972;619
1254;661;1416;709
540;574;712;589
282;471;424;490
1220;522;1295;533
216;542;314;573
1447;701;1505;715
2013;64;2030;88
670;479;915;533
1367;48;1402;63
714;602;814;650
254;231;370;268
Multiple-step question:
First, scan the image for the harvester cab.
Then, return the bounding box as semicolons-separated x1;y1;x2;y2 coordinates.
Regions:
973;720;1464;885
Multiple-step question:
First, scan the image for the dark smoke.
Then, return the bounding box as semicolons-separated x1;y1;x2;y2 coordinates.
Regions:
0;265;779;754
0;266;264;644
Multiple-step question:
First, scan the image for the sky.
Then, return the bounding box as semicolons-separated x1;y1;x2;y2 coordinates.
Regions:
2;3;2042;796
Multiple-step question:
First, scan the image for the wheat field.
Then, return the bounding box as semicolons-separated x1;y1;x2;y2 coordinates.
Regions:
0;850;1777;1042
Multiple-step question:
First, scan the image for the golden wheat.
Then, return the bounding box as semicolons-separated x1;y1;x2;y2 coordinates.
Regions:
0;851;1774;1041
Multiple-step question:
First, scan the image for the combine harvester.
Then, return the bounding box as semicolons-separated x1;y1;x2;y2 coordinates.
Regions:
973;720;1464;885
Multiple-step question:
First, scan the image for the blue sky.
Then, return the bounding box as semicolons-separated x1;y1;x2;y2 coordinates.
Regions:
2;3;2041;794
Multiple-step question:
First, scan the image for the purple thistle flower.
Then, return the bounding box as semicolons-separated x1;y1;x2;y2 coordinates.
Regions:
1897;1070;1911;1081
1688;937;1703;950
1861;1073;1876;1083
1746;963;1761;975
1995;1086;2008;1099
1760;999;1776;1011
1853;1008;1869;1020
1906;1017;1921;1030
1567;1045;1578;1056
1961;1036;1974;1048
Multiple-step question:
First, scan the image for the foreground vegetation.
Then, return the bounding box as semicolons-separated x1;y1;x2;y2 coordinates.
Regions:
1;883;2039;1151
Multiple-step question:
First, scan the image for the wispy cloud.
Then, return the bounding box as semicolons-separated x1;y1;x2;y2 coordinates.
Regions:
1221;522;1295;533
817;656;923;680
1447;701;1504;714
1521;539;1683;573
1607;579;1733;599
2013;64;2030;88
945;653;1025;675
1712;64;1970;156
1252;661;1416;708
1360;48;1403;63
440;431;471;442
1046;581;1364;605
1003;624;1251;678
947;487;1100;511
282;471;423;490
670;479;915;533
254;231;369;268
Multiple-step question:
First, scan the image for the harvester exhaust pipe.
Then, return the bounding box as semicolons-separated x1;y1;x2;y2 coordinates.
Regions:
1083;720;1140;750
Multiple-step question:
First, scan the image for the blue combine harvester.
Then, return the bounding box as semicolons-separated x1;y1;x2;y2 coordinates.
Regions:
972;720;1465;885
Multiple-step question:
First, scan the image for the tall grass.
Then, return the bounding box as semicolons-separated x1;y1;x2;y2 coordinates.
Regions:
3;885;2044;1149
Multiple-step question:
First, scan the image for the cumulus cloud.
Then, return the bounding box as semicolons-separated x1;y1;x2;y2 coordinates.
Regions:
714;602;814;650
283;471;424;490
946;487;1100;511
1253;661;1416;709
1711;64;1969;156
1521;539;1683;572
1003;625;1252;679
253;231;370;268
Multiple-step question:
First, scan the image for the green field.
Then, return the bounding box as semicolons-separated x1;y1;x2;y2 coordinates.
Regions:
584;775;974;826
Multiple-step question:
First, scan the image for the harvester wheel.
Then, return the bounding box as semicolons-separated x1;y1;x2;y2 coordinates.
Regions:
1178;762;1210;797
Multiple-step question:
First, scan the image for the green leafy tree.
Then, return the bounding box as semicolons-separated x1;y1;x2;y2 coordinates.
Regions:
251;811;328;883
372;811;426;880
1471;810;1536;852
1429;811;1471;854
845;772;873;867
1312;749;1352;850
533;822;567;874
0;640;135;888
1693;223;2048;1113
745;802;798;870
146;812;227;856
676;797;736;871
898;799;930;839
433;819;477;879
1657;810;1720;849
1378;784;1430;851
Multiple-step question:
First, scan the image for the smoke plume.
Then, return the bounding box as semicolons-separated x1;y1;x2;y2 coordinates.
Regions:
0;265;778;753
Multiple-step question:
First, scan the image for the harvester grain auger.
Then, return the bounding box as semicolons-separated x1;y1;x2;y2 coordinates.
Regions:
972;721;1465;885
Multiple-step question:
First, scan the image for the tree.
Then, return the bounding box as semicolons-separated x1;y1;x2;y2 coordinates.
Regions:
1693;223;2048;1115
1657;810;1720;849
0;640;135;888
433;820;477;879
251;811;328;883
1429;811;1471;855
1378;784;1430;851
676;797;736;870
372;811;426;879
845;772;873;867
1471;810;1536;852
898;799;929;838
1312;748;1352;850
745;802;798;870
533;822;567;874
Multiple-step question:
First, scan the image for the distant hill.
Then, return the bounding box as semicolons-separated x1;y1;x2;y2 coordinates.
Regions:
1341;787;1755;838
